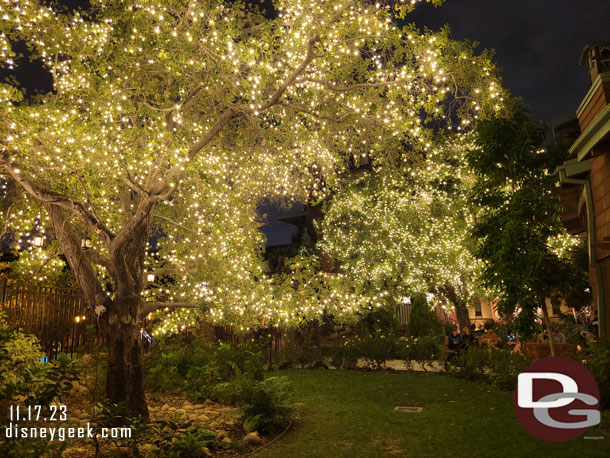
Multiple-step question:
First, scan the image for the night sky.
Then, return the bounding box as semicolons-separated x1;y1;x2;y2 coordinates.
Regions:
410;0;610;125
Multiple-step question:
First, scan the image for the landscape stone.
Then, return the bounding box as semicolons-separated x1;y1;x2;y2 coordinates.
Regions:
244;432;263;446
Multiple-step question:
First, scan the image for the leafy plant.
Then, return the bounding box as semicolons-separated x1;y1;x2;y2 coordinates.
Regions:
448;345;531;391
145;337;267;400
583;340;610;409
330;335;361;370
0;313;77;458
214;373;299;435
147;420;217;458
91;400;149;457
399;335;443;371
408;294;444;338
355;332;399;370
487;349;531;390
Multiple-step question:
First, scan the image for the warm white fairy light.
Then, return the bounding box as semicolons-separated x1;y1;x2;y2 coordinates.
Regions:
0;0;508;331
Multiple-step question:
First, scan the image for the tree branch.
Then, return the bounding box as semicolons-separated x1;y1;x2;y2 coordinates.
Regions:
153;214;197;234
299;77;400;92
142;301;200;314
84;248;111;270
1;159;114;244
44;204;108;310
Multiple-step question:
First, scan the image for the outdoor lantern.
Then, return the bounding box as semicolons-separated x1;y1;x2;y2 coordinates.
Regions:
81;237;92;249
33;236;43;247
146;272;155;283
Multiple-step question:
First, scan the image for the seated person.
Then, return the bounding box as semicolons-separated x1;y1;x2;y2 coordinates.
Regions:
551;327;566;344
537;330;549;343
461;326;475;347
448;328;462;352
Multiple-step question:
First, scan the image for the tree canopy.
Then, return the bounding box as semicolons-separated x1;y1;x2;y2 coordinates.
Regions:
1;0;505;328
315;134;486;329
468;104;590;339
1;0;508;413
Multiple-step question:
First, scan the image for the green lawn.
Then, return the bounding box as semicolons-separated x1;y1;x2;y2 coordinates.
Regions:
255;369;610;458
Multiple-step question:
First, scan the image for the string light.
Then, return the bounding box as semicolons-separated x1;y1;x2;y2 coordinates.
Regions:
0;0;510;333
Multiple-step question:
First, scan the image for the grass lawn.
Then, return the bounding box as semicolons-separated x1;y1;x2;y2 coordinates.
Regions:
255;369;610;458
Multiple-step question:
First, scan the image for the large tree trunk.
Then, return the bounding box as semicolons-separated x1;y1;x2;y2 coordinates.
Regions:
454;302;471;332
104;207;152;418
104;307;148;419
442;282;471;331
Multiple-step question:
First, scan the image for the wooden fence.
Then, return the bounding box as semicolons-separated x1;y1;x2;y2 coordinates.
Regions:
0;277;97;359
0;274;414;361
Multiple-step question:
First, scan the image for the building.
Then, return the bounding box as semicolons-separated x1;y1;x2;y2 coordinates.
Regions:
556;42;610;338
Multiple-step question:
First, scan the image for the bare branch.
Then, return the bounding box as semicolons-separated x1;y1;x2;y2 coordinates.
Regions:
140;99;177;112
123;172;151;197
258;34;319;111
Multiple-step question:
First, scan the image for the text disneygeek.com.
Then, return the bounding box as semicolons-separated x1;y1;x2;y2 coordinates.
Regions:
4;423;132;441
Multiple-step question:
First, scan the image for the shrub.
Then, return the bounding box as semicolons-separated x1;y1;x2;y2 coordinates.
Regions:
583;340;610;410
279;331;323;368
557;313;587;345
362;308;400;336
448;345;491;384
448;345;531;391
487;349;531;390
398;335;443;371
408;293;443;337
0;312;46;402
0;313;79;458
144;337;265;400
214;373;299;435
330;335;361;370
356;332;399;369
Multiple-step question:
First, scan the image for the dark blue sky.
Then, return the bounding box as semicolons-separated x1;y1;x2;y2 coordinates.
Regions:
410;0;610;125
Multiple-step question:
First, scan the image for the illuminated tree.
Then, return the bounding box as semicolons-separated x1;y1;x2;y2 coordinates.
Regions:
468;104;590;355
316;135;486;331
1;0;505;415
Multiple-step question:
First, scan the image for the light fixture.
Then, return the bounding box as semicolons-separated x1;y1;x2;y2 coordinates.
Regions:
33;236;43;247
81;237;92;249
146;272;155;283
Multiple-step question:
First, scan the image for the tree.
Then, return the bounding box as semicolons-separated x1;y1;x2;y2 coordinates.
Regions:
468;104;591;355
0;0;504;415
315;135;487;331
